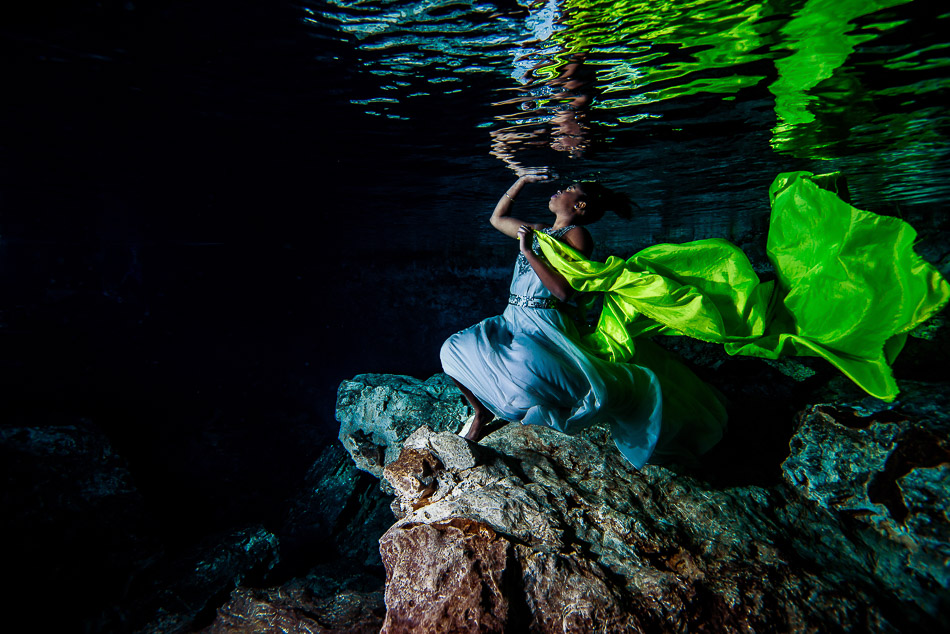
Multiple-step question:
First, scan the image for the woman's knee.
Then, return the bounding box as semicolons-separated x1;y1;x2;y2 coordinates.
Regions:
439;336;459;373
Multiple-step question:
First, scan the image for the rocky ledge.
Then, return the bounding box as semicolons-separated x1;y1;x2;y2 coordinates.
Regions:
327;372;949;633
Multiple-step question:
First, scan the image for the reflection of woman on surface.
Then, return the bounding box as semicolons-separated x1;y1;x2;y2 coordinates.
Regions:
490;53;597;171
547;53;596;156
440;175;672;468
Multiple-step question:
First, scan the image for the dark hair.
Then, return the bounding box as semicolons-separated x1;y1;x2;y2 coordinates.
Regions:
576;181;635;224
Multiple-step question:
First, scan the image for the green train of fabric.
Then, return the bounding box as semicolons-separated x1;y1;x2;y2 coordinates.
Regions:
536;171;950;402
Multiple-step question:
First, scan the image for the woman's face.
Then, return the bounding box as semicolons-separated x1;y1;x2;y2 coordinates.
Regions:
548;183;586;215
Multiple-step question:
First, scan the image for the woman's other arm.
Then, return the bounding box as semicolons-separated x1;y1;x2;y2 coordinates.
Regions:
517;225;592;302
490;174;548;238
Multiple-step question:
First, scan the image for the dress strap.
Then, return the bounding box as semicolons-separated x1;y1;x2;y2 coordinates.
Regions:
544;225;578;239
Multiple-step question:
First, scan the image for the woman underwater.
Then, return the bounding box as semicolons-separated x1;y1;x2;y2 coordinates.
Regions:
441;175;672;468
441;172;950;469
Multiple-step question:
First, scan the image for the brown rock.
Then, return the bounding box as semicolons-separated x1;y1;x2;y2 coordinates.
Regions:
376;422;914;632
382;445;442;507
379;518;511;633
515;547;646;632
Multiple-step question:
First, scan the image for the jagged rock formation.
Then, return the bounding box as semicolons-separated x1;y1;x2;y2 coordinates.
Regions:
199;442;394;634
332;373;949;633
781;386;950;616
21;372;944;632
276;442;394;570
337;373;470;483
201;579;385;634
136;525;281;633
0;420;283;633
1;421;158;629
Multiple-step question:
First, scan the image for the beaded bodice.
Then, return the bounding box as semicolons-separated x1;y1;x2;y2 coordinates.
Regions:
516;225;578;276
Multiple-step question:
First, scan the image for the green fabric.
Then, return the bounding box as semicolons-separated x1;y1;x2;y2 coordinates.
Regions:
536;171;949;402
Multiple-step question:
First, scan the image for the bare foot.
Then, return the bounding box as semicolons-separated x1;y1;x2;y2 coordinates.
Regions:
462;411;494;442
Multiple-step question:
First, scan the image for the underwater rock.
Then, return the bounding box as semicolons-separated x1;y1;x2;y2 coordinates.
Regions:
201;575;385;634
1;419;313;632
379;518;511;633
134;525;280;633
336;373;470;483
275;441;394;572
200;441;393;633
348;373;949;632
0;420;157;629
781;382;950;619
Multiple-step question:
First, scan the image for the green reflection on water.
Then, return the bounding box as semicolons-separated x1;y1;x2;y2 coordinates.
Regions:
550;0;772;104
769;0;912;157
314;0;948;178
543;0;944;161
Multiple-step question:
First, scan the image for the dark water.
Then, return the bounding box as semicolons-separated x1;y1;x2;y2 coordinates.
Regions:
2;0;948;538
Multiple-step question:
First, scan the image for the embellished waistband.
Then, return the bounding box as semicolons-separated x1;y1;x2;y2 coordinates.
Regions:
508;293;559;309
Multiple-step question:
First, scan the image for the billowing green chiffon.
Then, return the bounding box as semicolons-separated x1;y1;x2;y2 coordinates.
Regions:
536;172;949;411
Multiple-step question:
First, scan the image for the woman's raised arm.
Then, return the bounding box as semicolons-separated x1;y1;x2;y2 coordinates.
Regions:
490;174;548;238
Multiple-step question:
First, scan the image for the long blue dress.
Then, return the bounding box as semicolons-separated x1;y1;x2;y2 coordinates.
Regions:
440;225;665;468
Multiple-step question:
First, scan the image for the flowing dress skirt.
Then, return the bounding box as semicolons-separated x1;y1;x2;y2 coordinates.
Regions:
441;301;665;469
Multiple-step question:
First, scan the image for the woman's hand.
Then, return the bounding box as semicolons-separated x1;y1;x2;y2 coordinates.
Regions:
517;224;574;301
517;224;534;253
518;172;552;185
490;170;551;239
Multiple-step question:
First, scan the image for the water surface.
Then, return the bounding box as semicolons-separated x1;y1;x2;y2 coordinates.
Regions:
308;0;948;254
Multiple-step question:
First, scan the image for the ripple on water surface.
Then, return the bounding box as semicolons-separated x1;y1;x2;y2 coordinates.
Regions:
308;0;949;227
